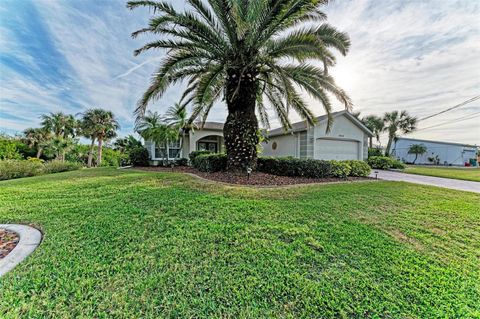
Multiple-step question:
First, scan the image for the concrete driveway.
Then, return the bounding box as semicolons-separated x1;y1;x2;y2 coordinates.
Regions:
369;170;480;193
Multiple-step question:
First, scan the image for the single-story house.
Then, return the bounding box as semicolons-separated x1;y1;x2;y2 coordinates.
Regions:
145;111;374;163
390;137;478;166
261;111;373;161
144;122;224;164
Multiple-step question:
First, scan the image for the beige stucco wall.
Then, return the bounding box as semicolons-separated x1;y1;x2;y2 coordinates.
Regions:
261;133;299;157
261;114;369;160
188;129;224;154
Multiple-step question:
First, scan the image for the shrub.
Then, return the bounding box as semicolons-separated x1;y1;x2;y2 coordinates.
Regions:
330;161;351;178
368;147;383;157
0;160;43;180
129;146;150;166
189;150;212;163
100;148;123;167
27;157;45;163
191;154;227;172
346;160;371;177
391;159;406;169
257;157;369;178
43;160;82;174
367;156;394;169
175;158;189;166
0;139;22;160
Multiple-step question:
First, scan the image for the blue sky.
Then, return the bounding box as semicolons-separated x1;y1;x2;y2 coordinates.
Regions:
0;0;479;145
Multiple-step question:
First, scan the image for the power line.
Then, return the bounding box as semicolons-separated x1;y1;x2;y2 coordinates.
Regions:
418;95;480;122
416;112;480;131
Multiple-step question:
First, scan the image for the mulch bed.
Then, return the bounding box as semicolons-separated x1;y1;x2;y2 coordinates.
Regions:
0;229;19;259
135;166;372;186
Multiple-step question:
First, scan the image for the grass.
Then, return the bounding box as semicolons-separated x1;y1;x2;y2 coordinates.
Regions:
404;165;480;182
0;168;479;318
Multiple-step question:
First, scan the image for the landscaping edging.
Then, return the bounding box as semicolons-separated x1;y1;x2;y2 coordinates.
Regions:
0;224;42;277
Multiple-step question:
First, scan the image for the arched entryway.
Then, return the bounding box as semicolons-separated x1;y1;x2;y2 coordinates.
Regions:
196;135;223;153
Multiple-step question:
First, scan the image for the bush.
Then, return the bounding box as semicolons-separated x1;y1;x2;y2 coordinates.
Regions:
100;148;123;167
0;139;22;160
0;160;43;180
346;160;371;177
129;146;150;166
368;147;383;157
43;160;82;174
175;158;189;166
391;159;406;169
189;150;212;163
0;160;81;180
257;157;369;178
330;161;351;178
367;156;394;169
191;154;227;172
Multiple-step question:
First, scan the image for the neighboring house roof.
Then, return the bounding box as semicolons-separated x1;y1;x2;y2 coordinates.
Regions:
267;110;374;137
194;121;224;131
394;137;478;149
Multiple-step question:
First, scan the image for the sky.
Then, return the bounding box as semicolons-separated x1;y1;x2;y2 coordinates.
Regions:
0;0;479;145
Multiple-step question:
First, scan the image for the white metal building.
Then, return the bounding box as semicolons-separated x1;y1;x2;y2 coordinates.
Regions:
390;137;478;166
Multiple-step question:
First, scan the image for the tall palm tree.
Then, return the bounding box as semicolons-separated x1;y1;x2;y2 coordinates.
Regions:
40;112;76;138
79;109;102;168
383;111;417;156
44;137;75;162
91;110;119;167
362;115;384;148
23;128;51;158
128;0;352;171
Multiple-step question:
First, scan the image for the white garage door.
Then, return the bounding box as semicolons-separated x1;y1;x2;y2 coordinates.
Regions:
314;139;359;160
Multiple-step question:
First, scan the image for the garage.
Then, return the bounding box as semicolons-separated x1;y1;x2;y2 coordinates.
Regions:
314;139;359;160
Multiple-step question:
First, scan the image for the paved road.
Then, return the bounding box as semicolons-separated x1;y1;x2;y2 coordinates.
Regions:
369;170;480;193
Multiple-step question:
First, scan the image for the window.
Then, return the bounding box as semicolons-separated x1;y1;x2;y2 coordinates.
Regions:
168;140;181;158
154;142;167;159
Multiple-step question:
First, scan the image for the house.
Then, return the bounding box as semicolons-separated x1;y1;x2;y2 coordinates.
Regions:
261;111;373;161
144;122;224;165
390;137;478;166
145;111;374;164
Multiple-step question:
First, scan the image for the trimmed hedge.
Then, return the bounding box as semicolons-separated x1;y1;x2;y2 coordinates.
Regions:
129;146;150;166
0;160;82;181
367;156;406;170
189;150;212;163
191;154;227;172
191;155;371;178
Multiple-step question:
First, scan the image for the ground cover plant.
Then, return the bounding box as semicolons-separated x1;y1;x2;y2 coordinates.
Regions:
404;165;480;182
0;168;479;318
0;159;81;181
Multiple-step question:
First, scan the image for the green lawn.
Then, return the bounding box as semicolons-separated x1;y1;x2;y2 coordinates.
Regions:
0;168;479;318
404;165;480;182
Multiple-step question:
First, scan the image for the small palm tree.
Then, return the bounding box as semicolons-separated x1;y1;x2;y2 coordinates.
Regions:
408;144;427;164
136;111;178;160
44;137;75;162
23;128;51;158
128;0;352;171
383;111;417;156
164;103;197;158
362;115;384;148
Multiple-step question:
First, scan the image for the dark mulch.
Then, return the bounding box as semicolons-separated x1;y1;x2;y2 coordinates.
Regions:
134;166;372;186
0;229;19;259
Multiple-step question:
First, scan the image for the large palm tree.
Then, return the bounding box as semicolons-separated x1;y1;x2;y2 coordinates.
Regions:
78;109;120;166
128;0;352;171
383;111;417;156
40;112;76;138
362;115;384;148
23;128;51;158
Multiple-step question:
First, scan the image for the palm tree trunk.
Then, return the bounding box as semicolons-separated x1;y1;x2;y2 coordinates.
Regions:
36;147;43;159
87;138;95;168
369;137;373;148
97;137;103;167
386;134;394;157
413;154;418;164
224;68;259;172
